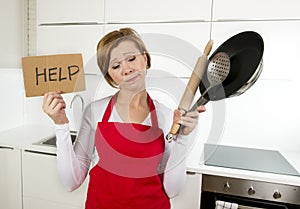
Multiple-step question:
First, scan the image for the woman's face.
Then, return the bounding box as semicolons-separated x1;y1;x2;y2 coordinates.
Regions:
108;40;148;90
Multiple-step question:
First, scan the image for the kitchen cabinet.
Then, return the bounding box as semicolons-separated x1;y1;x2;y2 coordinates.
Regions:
171;172;202;209
105;0;211;23
213;0;300;20
0;0;24;68
37;25;104;74
37;0;104;24
22;150;88;209
23;197;82;209
0;146;22;209
104;22;211;78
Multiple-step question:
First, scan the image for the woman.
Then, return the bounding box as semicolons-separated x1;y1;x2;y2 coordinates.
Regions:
42;28;206;209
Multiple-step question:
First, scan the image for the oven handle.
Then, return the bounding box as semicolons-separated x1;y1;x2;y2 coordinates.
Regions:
239;205;266;209
215;198;288;209
215;201;266;209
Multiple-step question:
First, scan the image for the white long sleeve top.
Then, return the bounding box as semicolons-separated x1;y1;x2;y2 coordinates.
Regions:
55;95;197;198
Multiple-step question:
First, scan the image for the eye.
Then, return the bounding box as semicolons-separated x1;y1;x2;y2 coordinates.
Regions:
127;55;136;62
112;64;120;69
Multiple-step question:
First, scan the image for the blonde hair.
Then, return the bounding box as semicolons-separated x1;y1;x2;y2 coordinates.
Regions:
96;28;151;88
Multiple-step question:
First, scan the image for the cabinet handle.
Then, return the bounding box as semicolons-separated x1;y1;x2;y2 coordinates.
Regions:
24;149;56;156
0;146;14;150
39;22;99;26
186;171;197;175
214;18;256;22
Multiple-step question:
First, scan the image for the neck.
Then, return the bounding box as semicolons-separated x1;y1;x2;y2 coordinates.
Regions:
115;89;149;123
117;89;148;108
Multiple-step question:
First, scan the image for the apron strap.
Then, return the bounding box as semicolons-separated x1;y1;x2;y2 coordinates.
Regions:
147;93;159;128
101;92;159;128
102;94;117;122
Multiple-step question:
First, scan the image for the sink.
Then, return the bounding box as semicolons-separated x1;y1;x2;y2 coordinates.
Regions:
34;131;77;147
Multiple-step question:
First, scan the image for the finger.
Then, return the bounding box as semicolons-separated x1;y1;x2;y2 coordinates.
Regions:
173;109;184;123
51;100;66;114
182;113;198;127
184;110;199;118
43;92;65;114
180;120;197;134
43;93;55;113
43;91;61;105
46;93;64;108
49;98;66;111
180;116;198;126
197;105;206;113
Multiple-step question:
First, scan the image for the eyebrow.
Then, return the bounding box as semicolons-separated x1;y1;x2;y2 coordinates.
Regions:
109;51;140;66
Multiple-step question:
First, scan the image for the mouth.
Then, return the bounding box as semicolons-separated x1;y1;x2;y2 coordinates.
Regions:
124;73;140;83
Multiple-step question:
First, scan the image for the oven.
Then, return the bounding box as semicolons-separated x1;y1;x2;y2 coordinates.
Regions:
200;174;300;209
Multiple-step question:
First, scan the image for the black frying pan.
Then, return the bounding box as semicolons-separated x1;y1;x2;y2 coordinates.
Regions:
192;31;264;108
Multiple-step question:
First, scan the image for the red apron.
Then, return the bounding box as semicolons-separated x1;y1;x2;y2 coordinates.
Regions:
85;93;170;209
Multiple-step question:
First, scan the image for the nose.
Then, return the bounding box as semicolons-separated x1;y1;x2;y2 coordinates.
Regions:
122;62;133;76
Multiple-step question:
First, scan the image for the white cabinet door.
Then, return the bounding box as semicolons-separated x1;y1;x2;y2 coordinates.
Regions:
170;172;201;209
105;0;211;23
104;23;211;78
37;0;104;24
37;25;104;74
22;150;88;209
213;0;300;20
0;146;22;209
23;197;82;209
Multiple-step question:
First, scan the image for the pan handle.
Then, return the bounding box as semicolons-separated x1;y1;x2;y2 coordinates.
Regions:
190;96;209;111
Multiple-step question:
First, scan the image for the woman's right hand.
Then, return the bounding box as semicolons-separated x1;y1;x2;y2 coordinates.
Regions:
42;91;69;124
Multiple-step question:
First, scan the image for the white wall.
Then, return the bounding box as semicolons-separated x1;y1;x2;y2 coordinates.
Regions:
23;74;110;132
0;69;24;131
0;0;25;131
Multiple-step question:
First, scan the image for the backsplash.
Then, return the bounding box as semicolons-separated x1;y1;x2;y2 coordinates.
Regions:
197;78;300;151
1;68;300;152
0;68;24;131
24;73;117;132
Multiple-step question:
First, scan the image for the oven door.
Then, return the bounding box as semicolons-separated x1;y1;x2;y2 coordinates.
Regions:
201;191;291;209
200;174;300;209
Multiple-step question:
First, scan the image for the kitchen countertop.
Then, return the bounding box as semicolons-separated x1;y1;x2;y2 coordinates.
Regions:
1;125;300;187
186;146;300;187
0;124;57;154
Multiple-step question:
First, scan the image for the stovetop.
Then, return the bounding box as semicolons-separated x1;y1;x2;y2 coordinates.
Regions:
204;144;300;176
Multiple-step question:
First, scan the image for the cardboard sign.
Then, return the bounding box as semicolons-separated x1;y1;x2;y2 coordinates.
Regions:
22;54;86;97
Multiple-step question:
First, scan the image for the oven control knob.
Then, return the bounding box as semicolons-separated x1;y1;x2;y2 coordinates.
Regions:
223;182;230;192
273;190;282;199
248;186;255;195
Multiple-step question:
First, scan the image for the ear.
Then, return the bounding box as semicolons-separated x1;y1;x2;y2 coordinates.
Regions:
142;52;147;62
142;52;149;69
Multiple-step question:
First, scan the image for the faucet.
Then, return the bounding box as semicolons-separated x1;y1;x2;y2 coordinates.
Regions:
70;94;85;112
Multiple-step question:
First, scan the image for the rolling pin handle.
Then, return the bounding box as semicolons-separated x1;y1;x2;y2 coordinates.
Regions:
165;39;213;142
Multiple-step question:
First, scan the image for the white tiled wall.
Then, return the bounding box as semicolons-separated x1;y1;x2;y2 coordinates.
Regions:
1;65;300;152
23;73;115;132
198;78;300;151
0;69;24;131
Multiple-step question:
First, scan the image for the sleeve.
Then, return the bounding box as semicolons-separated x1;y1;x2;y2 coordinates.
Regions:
55;103;97;192
156;102;199;198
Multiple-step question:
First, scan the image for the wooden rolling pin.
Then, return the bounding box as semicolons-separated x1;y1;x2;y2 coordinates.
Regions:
166;40;213;142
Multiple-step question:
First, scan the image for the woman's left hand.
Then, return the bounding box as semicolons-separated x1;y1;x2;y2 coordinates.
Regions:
173;106;206;135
